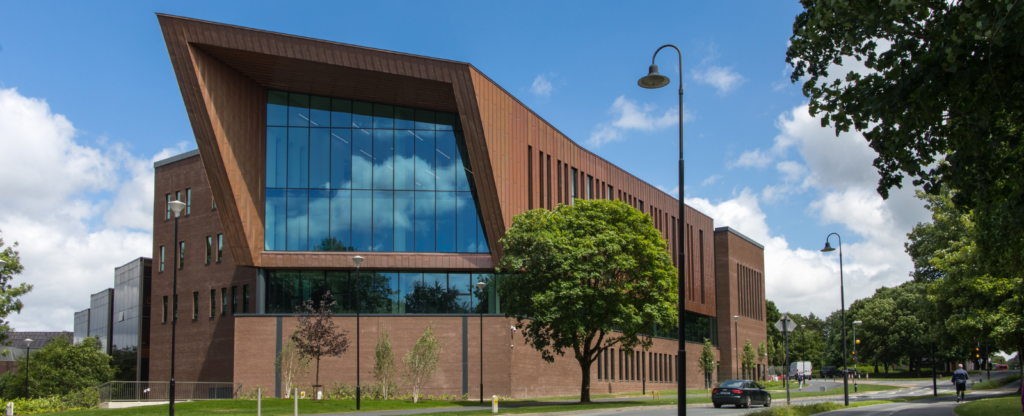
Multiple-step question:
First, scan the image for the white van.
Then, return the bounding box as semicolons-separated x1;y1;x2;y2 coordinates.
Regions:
790;361;813;379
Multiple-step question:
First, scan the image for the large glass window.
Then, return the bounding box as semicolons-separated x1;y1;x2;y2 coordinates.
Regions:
265;90;486;253
265;270;503;315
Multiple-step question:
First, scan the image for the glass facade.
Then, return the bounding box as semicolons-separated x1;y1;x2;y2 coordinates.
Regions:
112;258;152;381
265;270;503;315
73;309;90;345
265;90;489;254
89;289;114;355
643;313;718;345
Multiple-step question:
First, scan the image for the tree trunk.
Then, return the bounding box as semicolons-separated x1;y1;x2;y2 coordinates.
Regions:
579;355;592;403
915;357;921;378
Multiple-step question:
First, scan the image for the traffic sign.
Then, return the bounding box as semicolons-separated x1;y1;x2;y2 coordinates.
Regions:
774;314;794;334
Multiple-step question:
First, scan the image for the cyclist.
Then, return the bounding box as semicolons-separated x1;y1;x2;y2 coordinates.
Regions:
952;364;969;402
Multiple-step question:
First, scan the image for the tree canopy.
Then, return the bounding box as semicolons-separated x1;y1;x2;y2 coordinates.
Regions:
497;199;677;402
9;336;113;398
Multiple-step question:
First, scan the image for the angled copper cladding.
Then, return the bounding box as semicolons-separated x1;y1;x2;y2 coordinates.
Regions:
158;16;715;316
157;14;504;267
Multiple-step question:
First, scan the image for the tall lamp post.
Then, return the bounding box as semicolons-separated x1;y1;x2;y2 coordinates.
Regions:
23;338;32;398
821;233;849;406
853;321;862;392
477;281;486;403
637;44;685;416
352;255;364;410
167;199;186;416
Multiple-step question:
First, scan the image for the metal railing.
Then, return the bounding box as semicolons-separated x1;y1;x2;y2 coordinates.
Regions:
97;381;240;404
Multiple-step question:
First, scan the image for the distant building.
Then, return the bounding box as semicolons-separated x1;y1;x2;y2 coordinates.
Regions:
71;258;152;381
88;289;114;355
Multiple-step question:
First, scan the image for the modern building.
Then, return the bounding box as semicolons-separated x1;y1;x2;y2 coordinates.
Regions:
72;258;152;381
150;14;767;397
88;289;114;355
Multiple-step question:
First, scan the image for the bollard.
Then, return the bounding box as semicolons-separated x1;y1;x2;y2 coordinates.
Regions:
257;388;262;416
6;402;12;416
294;388;298;416
492;395;498;414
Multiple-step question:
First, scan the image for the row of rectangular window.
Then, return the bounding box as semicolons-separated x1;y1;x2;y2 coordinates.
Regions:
162;285;248;322
596;349;677;384
268;90;462;131
157;234;223;272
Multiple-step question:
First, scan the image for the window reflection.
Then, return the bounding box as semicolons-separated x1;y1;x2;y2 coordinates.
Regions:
265;90;487;254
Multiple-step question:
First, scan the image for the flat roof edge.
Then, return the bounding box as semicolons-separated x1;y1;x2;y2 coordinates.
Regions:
154;149;200;168
714;226;765;250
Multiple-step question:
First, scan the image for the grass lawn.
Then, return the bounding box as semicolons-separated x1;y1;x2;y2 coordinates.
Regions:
973;373;1022;390
767;382;902;399
743;392;959;416
50;398;681;416
954;395;1022;416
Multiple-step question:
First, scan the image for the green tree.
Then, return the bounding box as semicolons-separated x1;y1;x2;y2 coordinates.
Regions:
8;336;113;398
0;232;32;346
291;292;350;390
741;340;757;379
697;338;718;390
765;300;783;366
276;333;310;399
373;326;397;400
757;341;767;378
402;323;441;403
497;200;677;402
787;0;1024;205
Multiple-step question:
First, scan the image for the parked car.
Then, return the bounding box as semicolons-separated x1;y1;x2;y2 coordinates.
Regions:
820;366;840;378
712;380;772;408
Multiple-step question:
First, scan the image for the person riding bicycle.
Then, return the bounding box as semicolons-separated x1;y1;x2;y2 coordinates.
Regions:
952;364;969;402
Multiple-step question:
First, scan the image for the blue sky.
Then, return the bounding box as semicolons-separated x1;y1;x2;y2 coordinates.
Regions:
0;1;931;331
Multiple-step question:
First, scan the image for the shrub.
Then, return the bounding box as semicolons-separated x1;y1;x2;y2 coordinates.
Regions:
6;387;99;414
972;373;1022;390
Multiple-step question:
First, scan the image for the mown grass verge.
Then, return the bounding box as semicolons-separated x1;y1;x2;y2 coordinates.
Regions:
972;373;1022;390
954;394;1021;416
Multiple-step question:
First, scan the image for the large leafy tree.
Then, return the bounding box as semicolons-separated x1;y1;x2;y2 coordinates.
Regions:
497;199;677;402
787;0;1024;207
0;231;32;346
855;283;931;375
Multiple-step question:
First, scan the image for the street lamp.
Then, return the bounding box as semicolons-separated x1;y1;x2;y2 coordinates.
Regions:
23;338;32;398
477;280;486;403
821;233;849;406
853;321;862;392
733;315;740;379
167;199;185;416
637;44;686;416
352;255;364;410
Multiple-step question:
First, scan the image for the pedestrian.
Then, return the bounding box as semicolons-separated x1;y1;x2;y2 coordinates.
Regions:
952;364;969;403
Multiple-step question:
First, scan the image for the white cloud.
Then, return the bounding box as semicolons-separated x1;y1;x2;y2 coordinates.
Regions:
710;98;931;317
702;174;723;186
692;66;746;95
529;73;554;98
0;87;187;331
588;95;690;147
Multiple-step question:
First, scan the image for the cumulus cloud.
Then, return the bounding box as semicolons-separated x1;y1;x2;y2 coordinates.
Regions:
0;87;188;331
692;66;746;95
588;96;690;147
702;174;723;186
529;73;554;98
715;99;931;317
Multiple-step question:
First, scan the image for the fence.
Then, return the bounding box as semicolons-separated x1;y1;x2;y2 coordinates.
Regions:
97;381;241;404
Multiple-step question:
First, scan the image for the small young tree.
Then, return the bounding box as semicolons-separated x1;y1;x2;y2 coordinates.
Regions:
402;323;441;403
698;338;718;391
742;339;757;380
757;341;767;380
373;326;397;399
292;291;350;391
0;232;33;346
276;333;310;399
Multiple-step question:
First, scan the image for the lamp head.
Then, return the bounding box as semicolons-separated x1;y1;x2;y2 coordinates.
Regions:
168;200;186;218
476;281;487;291
801;325;806;329
638;64;670;89
854;320;863;325
352;256;364;267
821;241;836;253
733;315;739;322
24;338;32;346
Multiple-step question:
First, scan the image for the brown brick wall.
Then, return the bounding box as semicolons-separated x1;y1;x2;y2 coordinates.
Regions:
150;153;257;383
714;229;768;380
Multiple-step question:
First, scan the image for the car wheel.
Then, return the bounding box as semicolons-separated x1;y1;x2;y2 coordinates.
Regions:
742;396;751;408
764;395;771;407
713;403;722;408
